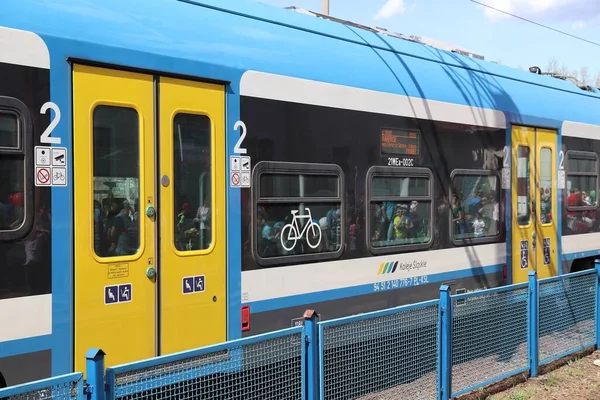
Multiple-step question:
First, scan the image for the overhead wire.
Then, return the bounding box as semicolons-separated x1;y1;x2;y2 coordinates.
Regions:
469;0;600;48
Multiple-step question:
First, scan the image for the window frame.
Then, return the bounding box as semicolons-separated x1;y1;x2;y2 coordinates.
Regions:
449;168;503;246
0;96;34;241
565;150;598;212
251;161;345;267
366;166;434;255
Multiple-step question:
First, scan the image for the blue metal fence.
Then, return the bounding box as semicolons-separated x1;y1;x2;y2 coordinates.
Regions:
537;270;597;366
449;283;530;397
104;326;305;400
317;299;440;400
3;266;600;400
0;372;84;400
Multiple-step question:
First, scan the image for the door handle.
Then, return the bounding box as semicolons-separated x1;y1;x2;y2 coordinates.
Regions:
146;205;156;218
146;266;156;280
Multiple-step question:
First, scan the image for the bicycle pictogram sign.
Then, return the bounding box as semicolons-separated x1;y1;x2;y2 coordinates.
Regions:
280;208;322;251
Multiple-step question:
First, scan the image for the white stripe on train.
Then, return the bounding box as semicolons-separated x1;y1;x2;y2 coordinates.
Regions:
240;70;507;129
0;294;52;342
0;26;49;69
242;244;506;303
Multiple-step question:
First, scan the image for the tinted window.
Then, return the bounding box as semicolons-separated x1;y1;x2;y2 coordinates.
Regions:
0;112;18;149
173;113;212;251
0;158;24;231
368;168;432;251
371;176;429;197
0;110;25;232
568;157;596;174
92;106;140;258
451;173;501;240
260;174;339;198
566;152;598;210
516;146;531;225
539;148;552;224
255;164;343;263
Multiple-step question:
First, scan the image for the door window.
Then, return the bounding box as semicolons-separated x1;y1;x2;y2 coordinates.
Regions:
92;105;141;258
173;113;212;251
516;146;531;226
539;148;552;224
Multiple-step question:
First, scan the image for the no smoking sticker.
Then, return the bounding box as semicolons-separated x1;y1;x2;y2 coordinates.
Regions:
36;167;51;186
230;172;241;187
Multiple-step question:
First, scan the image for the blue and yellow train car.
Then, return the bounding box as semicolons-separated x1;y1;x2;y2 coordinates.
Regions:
1;0;600;387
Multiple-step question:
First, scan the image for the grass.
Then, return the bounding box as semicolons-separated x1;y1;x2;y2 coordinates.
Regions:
457;349;600;400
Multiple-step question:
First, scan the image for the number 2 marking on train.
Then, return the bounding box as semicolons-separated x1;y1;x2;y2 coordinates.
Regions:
233;120;247;154
40;102;62;145
558;150;565;170
502;146;509;168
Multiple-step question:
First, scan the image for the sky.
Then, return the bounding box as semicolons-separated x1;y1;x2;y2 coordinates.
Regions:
256;0;600;85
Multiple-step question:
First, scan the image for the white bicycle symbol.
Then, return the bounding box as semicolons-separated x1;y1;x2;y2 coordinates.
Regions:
280;208;322;251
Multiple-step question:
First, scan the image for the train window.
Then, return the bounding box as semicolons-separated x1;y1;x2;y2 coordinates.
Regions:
0;97;33;240
450;169;501;244
260;174;339;198
566;151;598;211
539;148;553;224
92;105;140;258
0;112;19;149
252;162;344;266
516;146;531;226
366;166;433;254
173;113;212;251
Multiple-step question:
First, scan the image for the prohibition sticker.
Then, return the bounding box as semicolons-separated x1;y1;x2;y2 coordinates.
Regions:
230;172;241;187
36;167;51;186
34;146;69;187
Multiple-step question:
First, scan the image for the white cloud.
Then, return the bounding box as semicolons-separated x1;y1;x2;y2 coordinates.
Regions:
374;0;405;20
479;0;600;24
573;21;587;29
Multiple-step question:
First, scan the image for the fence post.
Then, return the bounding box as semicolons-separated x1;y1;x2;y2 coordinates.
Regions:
438;285;452;400
85;348;106;400
595;260;600;349
304;309;319;400
528;270;539;378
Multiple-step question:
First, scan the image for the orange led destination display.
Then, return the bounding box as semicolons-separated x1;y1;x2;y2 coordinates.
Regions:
380;128;420;156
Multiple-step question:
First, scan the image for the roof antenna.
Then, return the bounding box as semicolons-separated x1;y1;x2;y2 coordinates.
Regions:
322;0;329;15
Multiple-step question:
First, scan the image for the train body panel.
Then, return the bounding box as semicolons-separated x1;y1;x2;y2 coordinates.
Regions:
0;0;599;385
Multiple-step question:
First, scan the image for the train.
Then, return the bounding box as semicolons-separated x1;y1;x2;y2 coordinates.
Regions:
1;0;600;388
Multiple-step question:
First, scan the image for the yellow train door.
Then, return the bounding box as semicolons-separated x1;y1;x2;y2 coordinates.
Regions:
511;126;558;283
158;77;226;355
73;65;226;372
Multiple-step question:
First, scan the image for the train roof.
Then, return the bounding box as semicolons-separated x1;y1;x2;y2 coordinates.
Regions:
1;0;600;127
